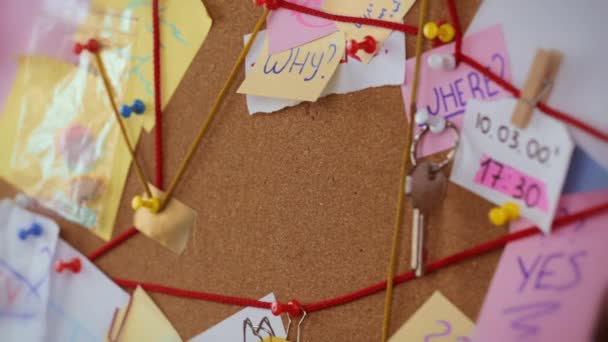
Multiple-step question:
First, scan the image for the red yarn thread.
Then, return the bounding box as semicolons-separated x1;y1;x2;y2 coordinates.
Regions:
153;0;164;189
113;201;608;313
88;226;139;261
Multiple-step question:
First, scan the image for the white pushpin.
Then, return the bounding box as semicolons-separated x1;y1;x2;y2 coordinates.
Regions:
427;53;456;71
414;109;447;134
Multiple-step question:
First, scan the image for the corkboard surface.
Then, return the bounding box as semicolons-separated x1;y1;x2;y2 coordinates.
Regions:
0;1;517;340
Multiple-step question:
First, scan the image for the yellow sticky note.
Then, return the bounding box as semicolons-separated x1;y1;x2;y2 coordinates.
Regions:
323;0;414;63
133;185;196;254
94;0;212;132
262;338;289;342
238;31;345;102
389;291;474;341
0;56;142;241
106;286;182;342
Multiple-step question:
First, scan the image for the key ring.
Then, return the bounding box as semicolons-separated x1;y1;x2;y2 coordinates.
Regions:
410;119;460;171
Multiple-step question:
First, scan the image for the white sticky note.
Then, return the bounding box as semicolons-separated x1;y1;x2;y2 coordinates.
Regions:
0;199;59;341
451;98;574;233
45;239;129;342
188;293;286;342
243;30;406;115
467;0;608;170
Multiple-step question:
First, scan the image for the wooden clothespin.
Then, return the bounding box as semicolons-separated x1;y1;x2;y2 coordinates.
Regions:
512;49;562;128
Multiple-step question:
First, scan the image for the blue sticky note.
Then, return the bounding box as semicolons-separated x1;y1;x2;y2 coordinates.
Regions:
562;146;608;193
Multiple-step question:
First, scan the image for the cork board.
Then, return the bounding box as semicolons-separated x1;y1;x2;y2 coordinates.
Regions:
0;0;518;340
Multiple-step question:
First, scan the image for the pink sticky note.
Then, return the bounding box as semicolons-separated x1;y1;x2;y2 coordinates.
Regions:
474;155;549;212
401;25;512;157
266;0;338;55
473;190;608;342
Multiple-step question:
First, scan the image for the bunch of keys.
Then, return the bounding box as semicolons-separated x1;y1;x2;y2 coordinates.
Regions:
406;119;460;277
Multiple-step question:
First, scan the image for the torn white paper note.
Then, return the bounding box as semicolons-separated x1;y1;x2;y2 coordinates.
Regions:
0;199;59;342
451;99;574;233
188;293;286;342
45;239;129;342
467;0;608;170
243;30;406;115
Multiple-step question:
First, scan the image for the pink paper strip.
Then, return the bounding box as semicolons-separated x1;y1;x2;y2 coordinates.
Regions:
474;155;549;212
266;0;338;55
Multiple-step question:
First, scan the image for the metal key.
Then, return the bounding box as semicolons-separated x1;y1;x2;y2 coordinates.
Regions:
406;160;448;277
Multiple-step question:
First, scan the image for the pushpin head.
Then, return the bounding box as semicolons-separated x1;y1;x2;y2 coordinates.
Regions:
18;222;43;240
55;258;82;273
73;38;100;55
414;109;430;125
438;23;456;43
423;21;439;40
347;35;377;56
131;195;161;213
428;116;447;134
489;207;508;226
427;53;456;71
120;99;146;118
253;0;280;9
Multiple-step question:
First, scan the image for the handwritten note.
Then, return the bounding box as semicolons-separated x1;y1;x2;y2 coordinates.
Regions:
389;291;473;341
474;155;549;212
266;0;337;55
0;200;129;341
451;98;574;233
243;30;405;114
323;0;414;63
238;32;345;101
188;293;286;342
473;190;608;342
106;286;182;342
0;199;59;341
402;25;512;157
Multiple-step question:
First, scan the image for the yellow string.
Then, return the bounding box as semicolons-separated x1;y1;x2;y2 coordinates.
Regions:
93;52;154;199
380;0;429;340
160;9;270;211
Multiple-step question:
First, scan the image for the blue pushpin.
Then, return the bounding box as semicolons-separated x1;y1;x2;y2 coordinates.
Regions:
19;223;43;240
120;99;146;118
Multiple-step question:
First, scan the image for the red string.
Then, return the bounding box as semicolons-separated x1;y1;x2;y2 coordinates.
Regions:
88;226;139;261
276;0;418;36
112;201;608;312
153;0;164;189
445;0;462;64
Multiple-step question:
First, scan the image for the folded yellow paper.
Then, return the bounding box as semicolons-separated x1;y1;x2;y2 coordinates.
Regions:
106;286;182;342
238;32;345;102
389;291;474;341
133;184;196;254
323;0;414;63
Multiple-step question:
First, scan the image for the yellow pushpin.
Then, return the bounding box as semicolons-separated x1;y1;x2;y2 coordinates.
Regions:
131;195;161;213
437;23;456;43
489;201;520;226
423;21;439;40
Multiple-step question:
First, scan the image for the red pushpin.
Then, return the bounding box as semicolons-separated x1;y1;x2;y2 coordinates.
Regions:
347;36;377;56
54;258;82;273
271;299;303;317
253;0;280;10
73;39;100;55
